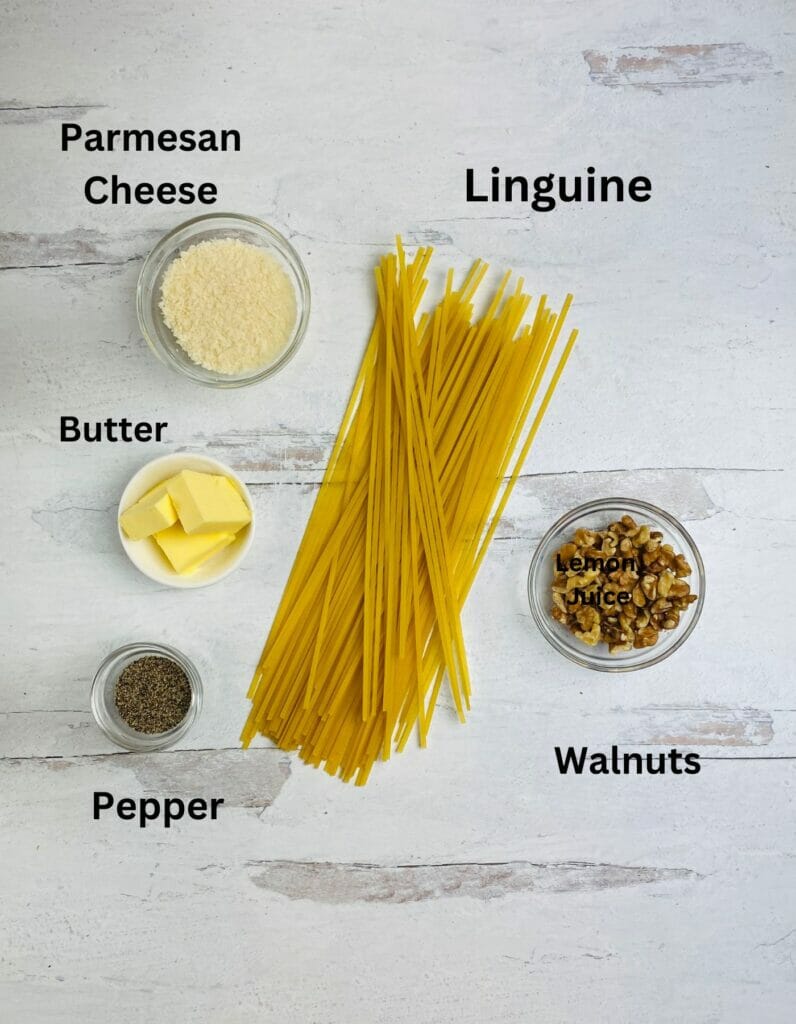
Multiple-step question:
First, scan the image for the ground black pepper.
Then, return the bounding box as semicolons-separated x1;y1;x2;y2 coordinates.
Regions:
114;656;191;734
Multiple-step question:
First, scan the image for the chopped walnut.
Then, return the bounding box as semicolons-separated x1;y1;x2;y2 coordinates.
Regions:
550;513;698;654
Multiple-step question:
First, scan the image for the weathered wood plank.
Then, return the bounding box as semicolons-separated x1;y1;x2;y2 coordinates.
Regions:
0;102;105;126
1;0;794;1019
2;748;291;807
583;43;777;91
0;228;161;270
248;859;702;902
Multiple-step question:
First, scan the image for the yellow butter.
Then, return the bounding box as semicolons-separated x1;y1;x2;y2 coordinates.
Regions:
153;522;235;575
166;469;251;535
120;484;178;541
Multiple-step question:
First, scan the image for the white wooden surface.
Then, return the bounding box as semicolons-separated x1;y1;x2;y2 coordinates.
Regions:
1;2;794;1021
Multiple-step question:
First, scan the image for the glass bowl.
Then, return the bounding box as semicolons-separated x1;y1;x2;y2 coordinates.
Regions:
90;641;203;750
528;498;705;672
137;212;311;388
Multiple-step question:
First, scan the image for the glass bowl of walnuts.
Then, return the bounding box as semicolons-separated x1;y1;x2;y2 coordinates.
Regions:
528;498;705;672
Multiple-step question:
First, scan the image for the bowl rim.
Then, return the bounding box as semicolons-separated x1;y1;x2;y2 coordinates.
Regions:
136;211;311;389
90;640;203;751
117;452;255;589
527;496;706;673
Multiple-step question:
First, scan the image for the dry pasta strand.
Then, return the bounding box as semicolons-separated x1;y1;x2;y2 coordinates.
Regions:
242;240;578;784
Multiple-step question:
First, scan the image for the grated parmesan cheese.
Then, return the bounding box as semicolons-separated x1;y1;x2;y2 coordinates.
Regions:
159;238;297;374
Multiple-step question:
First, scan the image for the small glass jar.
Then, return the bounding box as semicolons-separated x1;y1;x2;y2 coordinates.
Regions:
90;642;202;751
528;497;705;672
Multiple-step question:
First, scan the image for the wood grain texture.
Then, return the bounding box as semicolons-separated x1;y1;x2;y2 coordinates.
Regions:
0;228;161;269
0;102;105;126
1;0;794;1021
5;748;292;807
583;43;777;91
249;859;702;903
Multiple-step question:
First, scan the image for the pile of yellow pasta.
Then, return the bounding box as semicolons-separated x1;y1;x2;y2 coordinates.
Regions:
241;241;577;784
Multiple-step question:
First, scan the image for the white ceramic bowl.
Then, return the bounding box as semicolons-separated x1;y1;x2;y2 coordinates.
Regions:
118;453;255;589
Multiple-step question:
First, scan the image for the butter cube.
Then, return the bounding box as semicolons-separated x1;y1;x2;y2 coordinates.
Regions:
120;484;178;541
167;470;251;535
153;522;235;575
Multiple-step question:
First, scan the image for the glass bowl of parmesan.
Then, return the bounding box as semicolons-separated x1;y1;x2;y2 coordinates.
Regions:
137;212;311;388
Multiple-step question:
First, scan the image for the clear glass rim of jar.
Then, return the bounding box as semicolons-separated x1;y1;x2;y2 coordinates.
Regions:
527;497;706;673
90;641;203;751
136;212;311;389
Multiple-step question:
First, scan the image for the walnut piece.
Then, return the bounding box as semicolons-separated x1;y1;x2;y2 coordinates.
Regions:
550;513;698;655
